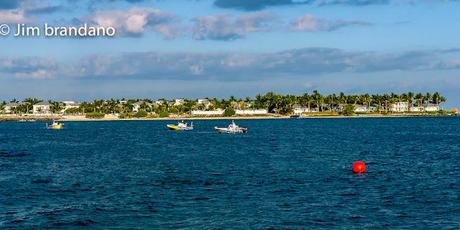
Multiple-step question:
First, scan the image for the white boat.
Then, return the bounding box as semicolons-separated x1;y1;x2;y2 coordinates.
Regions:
167;121;194;131
214;121;248;134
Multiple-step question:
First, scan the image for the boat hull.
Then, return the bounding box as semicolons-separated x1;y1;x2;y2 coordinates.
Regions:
214;127;247;134
167;124;193;131
48;124;64;130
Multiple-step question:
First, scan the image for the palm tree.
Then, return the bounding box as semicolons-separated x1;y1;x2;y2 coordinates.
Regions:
440;96;446;111
312;90;323;112
407;92;414;111
425;93;432;105
23;98;42;114
263;92;277;113
415;93;423;107
49;100;64;114
0;102;5;114
92;100;105;113
432;92;440;108
361;94;372;110
121;103;134;114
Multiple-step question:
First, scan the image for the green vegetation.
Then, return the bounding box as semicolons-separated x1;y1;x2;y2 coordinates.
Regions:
0;91;454;118
342;104;355;116
23;98;42;114
223;107;236;117
85;112;105;119
159;111;169;118
64;107;81;114
49;101;64;114
133;110;148;118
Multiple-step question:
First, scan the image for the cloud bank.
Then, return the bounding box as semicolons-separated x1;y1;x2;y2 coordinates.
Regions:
192;12;277;40
2;48;459;80
81;7;180;38
291;15;370;31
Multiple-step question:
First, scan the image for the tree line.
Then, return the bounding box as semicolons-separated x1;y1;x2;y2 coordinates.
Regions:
0;91;447;116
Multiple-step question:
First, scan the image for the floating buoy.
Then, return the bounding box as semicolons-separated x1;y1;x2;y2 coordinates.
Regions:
352;161;366;173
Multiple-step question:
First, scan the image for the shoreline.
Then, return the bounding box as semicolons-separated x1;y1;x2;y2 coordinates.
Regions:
0;113;456;122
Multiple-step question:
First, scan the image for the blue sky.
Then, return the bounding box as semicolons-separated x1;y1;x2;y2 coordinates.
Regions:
1;0;460;107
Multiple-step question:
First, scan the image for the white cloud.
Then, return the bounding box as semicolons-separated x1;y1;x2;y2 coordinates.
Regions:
192;12;277;40
83;7;179;38
0;9;27;23
291;14;370;32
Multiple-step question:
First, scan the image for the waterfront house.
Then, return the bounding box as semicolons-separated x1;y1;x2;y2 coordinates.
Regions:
354;105;369;113
424;104;439;112
3;103;19;114
132;101;151;112
197;98;211;109
389;102;409;112
133;102;142;112
191;109;224;116
155;99;166;105
197;98;210;105
293;107;314;114
410;106;424;112
33;101;51;114
62;101;80;111
235;109;268;115
174;99;185;106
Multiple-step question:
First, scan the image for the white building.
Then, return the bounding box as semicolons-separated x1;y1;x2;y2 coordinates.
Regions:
197;98;210;105
191;109;224;116
354;105;369;113
132;102;143;112
174;99;185;106
63;101;80;111
410;106;424;112
197;98;211;109
390;102;409;112
235;109;268;115
424;104;439;112
293;107;316;114
33;102;51;114
155;100;166;105
3;103;19;114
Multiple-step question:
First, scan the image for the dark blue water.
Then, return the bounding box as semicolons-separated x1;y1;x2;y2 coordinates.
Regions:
1;118;459;229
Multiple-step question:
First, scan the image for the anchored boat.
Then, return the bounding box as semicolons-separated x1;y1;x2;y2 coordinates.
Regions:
47;121;64;130
214;120;248;134
167;121;194;131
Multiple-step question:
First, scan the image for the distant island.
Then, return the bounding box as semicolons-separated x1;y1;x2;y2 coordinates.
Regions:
0;91;457;121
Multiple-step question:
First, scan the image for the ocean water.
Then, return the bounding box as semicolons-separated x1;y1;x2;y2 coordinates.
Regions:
0;118;459;229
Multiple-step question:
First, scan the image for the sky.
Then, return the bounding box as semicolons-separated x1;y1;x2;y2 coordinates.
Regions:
0;0;460;107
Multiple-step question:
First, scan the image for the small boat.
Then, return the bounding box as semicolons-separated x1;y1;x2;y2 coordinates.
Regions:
167;121;193;131
214;120;248;134
47;121;64;130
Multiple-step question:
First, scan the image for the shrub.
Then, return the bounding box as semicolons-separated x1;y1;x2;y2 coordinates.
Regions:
85;112;105;119
159;111;169;118
223;107;236;117
133;110;148;118
64;107;80;115
341;104;355;116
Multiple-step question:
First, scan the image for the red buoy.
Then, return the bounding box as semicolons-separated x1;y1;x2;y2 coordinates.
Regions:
352;161;366;173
